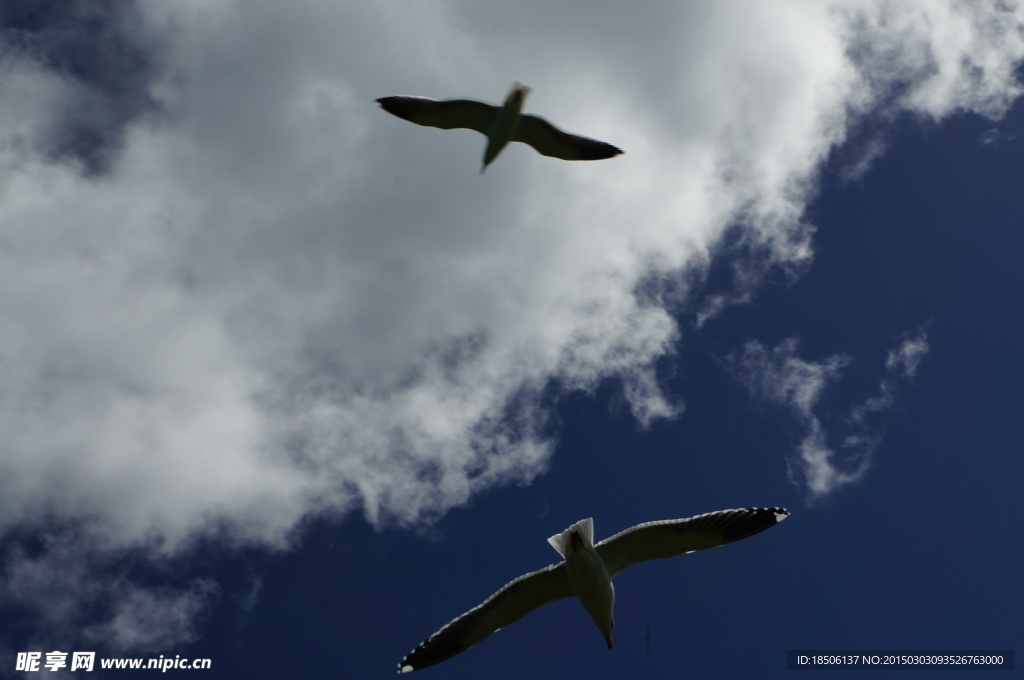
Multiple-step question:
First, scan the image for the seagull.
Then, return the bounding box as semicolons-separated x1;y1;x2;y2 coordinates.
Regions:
397;506;788;673
376;81;623;173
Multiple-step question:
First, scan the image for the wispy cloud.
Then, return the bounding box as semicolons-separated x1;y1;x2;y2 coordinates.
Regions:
729;327;930;501
886;329;931;379
0;0;161;175
0;526;216;654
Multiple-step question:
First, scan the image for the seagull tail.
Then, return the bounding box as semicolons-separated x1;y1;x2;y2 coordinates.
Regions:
546;517;595;558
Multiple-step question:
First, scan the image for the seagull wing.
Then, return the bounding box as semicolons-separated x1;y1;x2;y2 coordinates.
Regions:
595;507;789;579
376;96;498;134
398;562;572;673
513;114;623;160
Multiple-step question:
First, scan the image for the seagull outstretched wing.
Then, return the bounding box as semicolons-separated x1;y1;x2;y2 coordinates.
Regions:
399;562;571;673
375;96;497;133
514;114;623;160
595;507;790;578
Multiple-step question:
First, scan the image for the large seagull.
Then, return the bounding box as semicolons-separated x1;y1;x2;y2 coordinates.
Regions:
398;506;789;672
376;81;623;173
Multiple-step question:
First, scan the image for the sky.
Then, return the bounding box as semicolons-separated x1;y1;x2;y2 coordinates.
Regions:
0;0;1022;678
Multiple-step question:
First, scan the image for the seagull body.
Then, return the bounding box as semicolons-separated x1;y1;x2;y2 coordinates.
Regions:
376;81;623;173
398;507;789;673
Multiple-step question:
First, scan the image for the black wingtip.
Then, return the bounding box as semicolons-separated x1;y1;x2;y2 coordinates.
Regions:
376;96;417;120
578;142;624;161
376;96;399;113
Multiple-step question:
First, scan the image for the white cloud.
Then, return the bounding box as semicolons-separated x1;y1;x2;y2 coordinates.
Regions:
731;338;852;417
0;527;217;653
729;328;930;500
0;0;1014;651
87;581;216;652
885;328;931;379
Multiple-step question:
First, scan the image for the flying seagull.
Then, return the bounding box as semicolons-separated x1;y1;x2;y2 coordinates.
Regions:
376;81;623;173
397;506;788;673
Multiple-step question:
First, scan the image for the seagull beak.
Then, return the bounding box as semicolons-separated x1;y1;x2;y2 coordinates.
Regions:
605;633;614;650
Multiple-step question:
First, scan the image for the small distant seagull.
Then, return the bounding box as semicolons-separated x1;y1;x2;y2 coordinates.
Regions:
397;507;788;673
376;81;623;173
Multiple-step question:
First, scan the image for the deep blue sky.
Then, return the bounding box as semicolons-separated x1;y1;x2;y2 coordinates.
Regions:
1;3;1022;679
